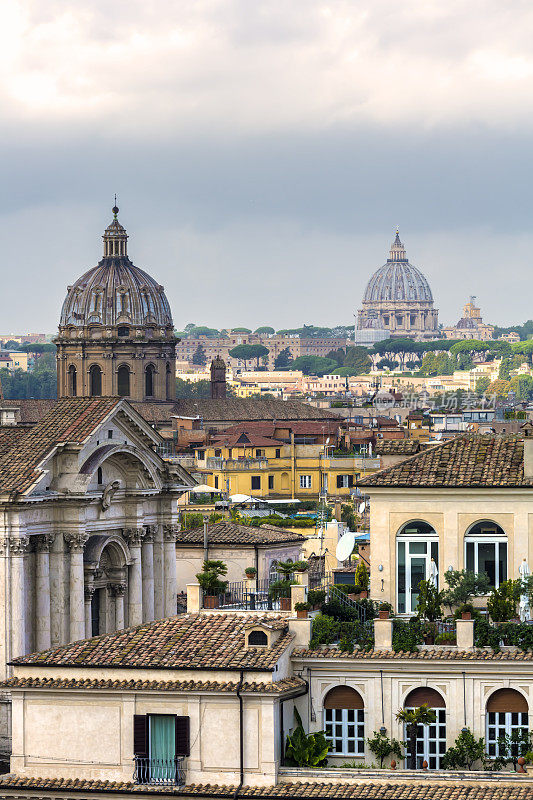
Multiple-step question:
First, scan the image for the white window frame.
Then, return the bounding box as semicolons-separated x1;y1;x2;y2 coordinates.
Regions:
404;707;446;770
324;708;364;756
299;475;312;489
464;533;507;589
486;711;529;759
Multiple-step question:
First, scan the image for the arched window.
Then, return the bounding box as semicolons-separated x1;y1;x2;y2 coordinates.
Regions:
68;365;77;397
269;560;279;583
248;630;268;646
404;688;445;770
89;365;102;397
323;686;364;756
145;364;155;397
166;362;172;400
465;521;507;589
486;689;529;759
117;365;130;397
97;467;103;485
397;521;438;614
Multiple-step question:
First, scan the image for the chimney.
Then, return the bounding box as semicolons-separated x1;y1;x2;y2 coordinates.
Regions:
522;422;533;478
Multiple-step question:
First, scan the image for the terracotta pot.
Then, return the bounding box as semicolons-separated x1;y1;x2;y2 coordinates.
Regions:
390;760;396;771
245;571;256;579
379;610;390;620
359;590;368;599
347;593;358;601
296;609;308;619
422;759;428;771
203;595;219;609
280;597;291;611
517;756;526;774
461;611;472;620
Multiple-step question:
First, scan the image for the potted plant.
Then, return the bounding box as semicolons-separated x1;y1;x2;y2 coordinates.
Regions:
196;559;228;609
443;569;491;615
276;560;296;581
354;562;369;598
379;602;393;620
295;601;311;618
307;589;325;610
269;579;292;610
293;560;309;573
244;566;257;579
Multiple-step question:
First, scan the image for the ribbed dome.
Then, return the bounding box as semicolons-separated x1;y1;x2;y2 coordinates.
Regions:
363;232;433;304
59;208;173;329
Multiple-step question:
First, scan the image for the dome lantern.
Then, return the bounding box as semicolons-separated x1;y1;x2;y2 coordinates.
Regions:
103;205;128;258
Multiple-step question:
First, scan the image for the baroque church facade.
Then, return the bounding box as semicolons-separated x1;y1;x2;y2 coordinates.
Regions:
356;231;439;341
0;208;196;762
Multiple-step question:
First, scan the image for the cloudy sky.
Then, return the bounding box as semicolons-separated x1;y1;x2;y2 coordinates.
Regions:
2;0;533;334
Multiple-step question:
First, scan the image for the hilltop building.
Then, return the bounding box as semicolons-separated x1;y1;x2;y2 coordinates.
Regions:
356;231;439;342
442;297;495;340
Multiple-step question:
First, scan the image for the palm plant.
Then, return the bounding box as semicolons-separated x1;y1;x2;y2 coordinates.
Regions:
396;704;436;770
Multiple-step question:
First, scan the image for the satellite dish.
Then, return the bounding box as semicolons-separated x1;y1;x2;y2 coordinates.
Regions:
358;501;366;515
336;531;356;563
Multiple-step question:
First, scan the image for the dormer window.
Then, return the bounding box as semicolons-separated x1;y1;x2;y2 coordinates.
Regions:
247;630;268;647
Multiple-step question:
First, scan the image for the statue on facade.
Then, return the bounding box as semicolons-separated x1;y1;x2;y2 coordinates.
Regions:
428;557;438;588
101;480;120;512
519;558;531;622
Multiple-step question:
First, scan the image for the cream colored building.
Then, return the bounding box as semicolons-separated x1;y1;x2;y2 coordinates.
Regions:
359;429;533;614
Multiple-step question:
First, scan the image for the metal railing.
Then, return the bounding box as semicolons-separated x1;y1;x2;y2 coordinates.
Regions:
205;580;288;611
133;756;186;786
326;584;368;623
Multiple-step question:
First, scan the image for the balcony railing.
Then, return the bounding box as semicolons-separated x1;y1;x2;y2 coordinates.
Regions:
206;457;269;470
133;756;186;786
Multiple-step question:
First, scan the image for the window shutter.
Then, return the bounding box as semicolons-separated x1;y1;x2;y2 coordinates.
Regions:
336;475;342;488
133;715;148;757
348;475;354;488
487;689;528;713
175;716;190;757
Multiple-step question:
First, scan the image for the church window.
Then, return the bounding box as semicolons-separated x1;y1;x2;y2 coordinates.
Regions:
145;364;155;397
97;467;103;485
117;365;131;397
68;365;77;396
166;363;172;400
89;365;102;397
118;326;129;337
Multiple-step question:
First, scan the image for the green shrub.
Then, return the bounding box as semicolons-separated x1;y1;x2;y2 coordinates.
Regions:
392;618;424;653
195;559;228;595
284;709;330;767
443;569;491;610
441;729;485;770
354;561;369;590
367;731;404;768
487;579;521;622
268;579;291;600
416;579;444;622
307;589;326;607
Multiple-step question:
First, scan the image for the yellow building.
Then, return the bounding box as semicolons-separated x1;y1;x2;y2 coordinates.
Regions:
194;431;381;499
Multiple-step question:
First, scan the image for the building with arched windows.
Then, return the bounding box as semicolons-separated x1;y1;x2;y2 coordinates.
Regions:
356;231;439;342
55;206;177;402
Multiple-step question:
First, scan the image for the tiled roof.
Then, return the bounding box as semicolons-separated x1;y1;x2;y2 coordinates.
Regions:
172;399;338;422
0;398;121;494
11;613;293;670
359;434;527;488
0;428;29;459
4;675;305;695
2;399;57;424
211;433;283;448
0;777;530;798
374;440;420;456
221;421;342;436
292;647;533;661
177;522;306;546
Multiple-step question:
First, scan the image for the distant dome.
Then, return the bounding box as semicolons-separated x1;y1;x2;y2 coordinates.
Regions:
363;231;433;304
59;208;173;329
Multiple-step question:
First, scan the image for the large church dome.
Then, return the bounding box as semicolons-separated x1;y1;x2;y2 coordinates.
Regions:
59;207;173;330
363;231;433;304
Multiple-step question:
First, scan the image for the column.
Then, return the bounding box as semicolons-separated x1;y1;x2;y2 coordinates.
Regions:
65;533;88;642
163;525;178;617
84;585;95;639
125;528;143;627
35;534;54;652
111;583;126;630
141;526;155;622
153;526;164;620
9;537;28;660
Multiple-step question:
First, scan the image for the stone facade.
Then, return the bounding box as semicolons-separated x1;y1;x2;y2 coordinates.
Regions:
55;207;177;402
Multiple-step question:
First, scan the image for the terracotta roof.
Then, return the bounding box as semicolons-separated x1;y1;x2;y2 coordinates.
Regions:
374;440;420;456
0;428;29;459
211;433;283;448
1;399;57;424
4;675;305;695
0;398;121;495
292;647;533;661
0;777;530;798
359;434;528;488
11;613;293;671
177;522;306;546
169;399;338;422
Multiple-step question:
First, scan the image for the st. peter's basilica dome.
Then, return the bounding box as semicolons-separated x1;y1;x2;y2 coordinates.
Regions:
362;231;433;304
